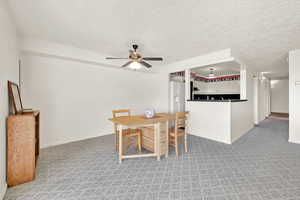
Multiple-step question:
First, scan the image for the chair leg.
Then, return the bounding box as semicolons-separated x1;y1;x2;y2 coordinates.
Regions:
138;134;142;152
175;136;179;157
184;134;188;153
116;133;118;152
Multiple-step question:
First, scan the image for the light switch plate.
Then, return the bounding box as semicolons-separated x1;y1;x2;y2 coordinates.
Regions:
296;81;300;85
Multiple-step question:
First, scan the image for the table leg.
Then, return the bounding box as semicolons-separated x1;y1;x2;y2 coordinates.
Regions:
119;125;123;164
156;123;160;161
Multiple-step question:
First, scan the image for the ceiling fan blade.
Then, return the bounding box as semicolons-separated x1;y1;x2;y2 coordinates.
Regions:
143;57;163;61
106;57;129;59
121;61;133;68
139;60;152;68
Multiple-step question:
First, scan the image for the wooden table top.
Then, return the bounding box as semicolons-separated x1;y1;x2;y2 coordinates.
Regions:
109;113;175;126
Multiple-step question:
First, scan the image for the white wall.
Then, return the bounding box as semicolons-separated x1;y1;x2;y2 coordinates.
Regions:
186;99;253;144
240;68;247;100
289;50;300;144
266;79;271;116
270;79;289;113
261;77;271;119
21;54;168;148
19;46;235;148
0;1;19;199
231;101;253;142
161;49;234;73
186;101;232;144
253;77;259;125
237;67;255;136
254;75;271;123
19;44;255;149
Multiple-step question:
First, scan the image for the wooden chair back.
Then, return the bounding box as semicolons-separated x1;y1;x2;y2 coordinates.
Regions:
112;109;131;118
112;109;143;152
112;109;131;132
175;111;189;135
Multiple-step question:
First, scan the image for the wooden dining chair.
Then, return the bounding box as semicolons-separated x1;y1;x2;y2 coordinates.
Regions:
169;111;189;157
112;109;142;153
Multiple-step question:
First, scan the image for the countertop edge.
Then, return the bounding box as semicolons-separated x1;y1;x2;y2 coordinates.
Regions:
187;99;248;103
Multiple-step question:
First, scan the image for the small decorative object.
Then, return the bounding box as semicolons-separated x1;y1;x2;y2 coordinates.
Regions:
144;109;156;118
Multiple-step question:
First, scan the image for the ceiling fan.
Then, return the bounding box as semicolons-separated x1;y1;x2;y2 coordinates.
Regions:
105;44;163;69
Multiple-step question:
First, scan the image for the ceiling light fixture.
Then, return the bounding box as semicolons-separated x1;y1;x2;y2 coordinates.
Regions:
129;61;142;70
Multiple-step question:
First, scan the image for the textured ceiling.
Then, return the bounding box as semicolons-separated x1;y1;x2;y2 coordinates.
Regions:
8;0;300;77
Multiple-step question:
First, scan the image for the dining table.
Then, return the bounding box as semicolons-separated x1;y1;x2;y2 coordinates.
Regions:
109;113;175;163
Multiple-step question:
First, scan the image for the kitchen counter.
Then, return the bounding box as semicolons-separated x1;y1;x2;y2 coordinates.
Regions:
186;100;253;144
187;99;248;102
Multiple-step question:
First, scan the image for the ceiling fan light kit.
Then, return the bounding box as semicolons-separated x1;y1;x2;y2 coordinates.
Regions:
129;61;142;70
106;44;163;70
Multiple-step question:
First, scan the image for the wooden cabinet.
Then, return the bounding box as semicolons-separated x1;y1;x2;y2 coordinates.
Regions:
140;122;168;156
140;126;155;152
7;111;40;187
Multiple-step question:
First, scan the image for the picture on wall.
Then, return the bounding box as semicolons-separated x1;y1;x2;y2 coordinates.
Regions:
8;81;23;114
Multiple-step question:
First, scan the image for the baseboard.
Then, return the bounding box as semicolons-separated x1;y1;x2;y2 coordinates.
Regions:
288;139;300;144
189;132;231;144
271;112;289;114
270;112;289;117
0;183;7;200
41;132;113;149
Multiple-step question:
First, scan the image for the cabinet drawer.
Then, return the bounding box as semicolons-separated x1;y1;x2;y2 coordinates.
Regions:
141;127;154;139
142;136;154;152
141;127;167;140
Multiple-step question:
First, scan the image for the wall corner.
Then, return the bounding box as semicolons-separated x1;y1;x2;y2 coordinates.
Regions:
0;183;7;200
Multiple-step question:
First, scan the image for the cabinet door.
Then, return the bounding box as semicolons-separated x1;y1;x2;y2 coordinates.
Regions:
7;115;36;186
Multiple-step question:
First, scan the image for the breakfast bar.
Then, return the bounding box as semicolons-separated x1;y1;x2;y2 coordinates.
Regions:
186;99;252;144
